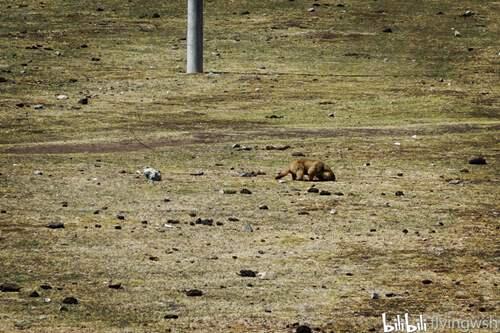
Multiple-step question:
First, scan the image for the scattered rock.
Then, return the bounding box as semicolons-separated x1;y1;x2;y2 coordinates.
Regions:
47;222;64;229
422;279;433;285
383;27;393;33
185;289;203;297
0;283;21;292
62;296;79;305
385;292;396;298
307;7;315;12
397;172;404;176
232;144;252;151
228;217;239;222
448;179;463;185
149;256;159;261
0;77;7;83
152;13;161;18
371;292;380;300
33;104;44;110
240;10;250;15
116;213;126;220
259;204;269;210
56;94;68;100
220;189;237;194
468;156;487;165
14;320;32;330
239;269;257;277
43;297;51;303
292;152;305;157
307;187;319;193
257;271;276;280
143;167;161;181
395;191;404;196
108;282;123;289
296;325;312;333
78;97;89;105
59;305;68;312
329;209;337;215
29;290;40;297
33;170;43;175
240;188;252;194
460;168;469;173
164;314;179;319
114;225;122;230
265;114;284;119
195;218;213;226
319;190;331;196
243;223;254;232
190;171;204;176
462;10;475;17
265;145;290;151
298;211;309;215
334;192;344;196
40;284;52;290
453;29;461;37
328;113;335;117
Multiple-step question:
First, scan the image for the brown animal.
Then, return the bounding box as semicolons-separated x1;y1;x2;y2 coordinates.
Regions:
275;159;336;181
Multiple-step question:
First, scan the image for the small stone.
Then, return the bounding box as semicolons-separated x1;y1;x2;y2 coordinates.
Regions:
462;10;475;17
228;217;239;222
307;7;315;12
329;209;337;215
298;211;309;215
195;218;213;226
334;192;344;196
239;269;257;277
243;223;254;232
29;290;40;297
307;187;319;193
397;172;404;176
296;325;312;333
34;170;43;175
371;292;380;299
468;156;487;165
460;168;469;173
14;320;32;329
108;282;123;289
265;145;290;151
56;94;68;100
185;289;203;297
448;179;462;185
152;13;161;18
116;214;125;220
402;229;409;234
47;222;64;229
383;27;393;33
292;152;305;157
190;171;204;176
328;113;335;118
0;283;21;292
385;292;396;298
62;296;79;305
40;284;52;290
395;191;404;196
33;104;44;110
220;189;237;194
114;225;122;230
319;190;331;196
149;256;159;261
59;305;69;312
422;279;433;285
240;188;252;194
78;97;89;105
164;314;179;319
259;204;269;210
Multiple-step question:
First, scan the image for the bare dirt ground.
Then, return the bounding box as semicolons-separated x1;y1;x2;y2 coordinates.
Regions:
0;1;499;332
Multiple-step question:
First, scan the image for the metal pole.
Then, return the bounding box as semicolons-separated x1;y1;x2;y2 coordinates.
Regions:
187;0;203;73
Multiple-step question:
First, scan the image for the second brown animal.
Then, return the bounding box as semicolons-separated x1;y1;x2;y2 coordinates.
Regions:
275;159;336;181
